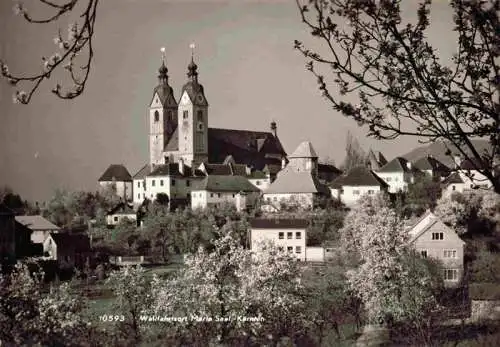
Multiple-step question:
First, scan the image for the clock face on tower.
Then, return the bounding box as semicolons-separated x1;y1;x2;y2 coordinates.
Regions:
197;94;204;103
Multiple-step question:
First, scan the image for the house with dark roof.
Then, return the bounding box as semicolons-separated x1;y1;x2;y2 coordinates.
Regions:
106;202;137;227
263;141;331;210
43;232;91;269
329;166;388;207
413;155;451;180
250;218;309;261
454;157;494;190
441;172;467;197
249;218;325;262
132;161;205;206
15;215;60;244
191;175;260;211
374;157;423;193
406;212;465;287
98;164;133;201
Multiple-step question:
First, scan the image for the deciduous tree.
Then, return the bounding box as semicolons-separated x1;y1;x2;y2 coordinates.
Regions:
295;0;500;192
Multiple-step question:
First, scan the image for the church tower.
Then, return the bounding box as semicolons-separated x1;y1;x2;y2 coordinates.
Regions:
149;48;177;166
177;46;209;167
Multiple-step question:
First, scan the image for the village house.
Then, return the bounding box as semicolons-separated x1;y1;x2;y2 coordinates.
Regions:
329;166;389;207
263;141;331;209
250;218;309;261
191;175;260;211
441;172;467;197
374;157;422;193
43;233;92;269
454;157;493;190
98;164;133;201
249;218;326;262
14;215;60;244
106;202;137;227
407;212;465;286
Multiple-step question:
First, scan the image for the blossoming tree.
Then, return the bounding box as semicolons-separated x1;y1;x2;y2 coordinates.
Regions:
153;230;309;346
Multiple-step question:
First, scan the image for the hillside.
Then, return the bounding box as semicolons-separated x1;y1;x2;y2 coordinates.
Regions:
401;140;492;167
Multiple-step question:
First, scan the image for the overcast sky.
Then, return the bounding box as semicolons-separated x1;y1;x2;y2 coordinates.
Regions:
0;0;456;202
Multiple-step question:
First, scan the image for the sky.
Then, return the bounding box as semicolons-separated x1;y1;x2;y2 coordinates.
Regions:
0;0;457;202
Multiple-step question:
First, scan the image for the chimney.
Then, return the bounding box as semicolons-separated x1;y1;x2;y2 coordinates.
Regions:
406;161;412;170
179;158;185;175
270;121;277;137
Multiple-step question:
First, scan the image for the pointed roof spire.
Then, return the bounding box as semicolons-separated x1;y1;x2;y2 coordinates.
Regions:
158;47;168;85
187;43;198;81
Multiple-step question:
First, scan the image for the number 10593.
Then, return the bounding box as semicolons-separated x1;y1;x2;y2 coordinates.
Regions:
99;315;125;322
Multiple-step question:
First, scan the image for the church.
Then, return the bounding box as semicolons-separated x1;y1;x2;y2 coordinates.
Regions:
147;50;287;169
99;49;288;207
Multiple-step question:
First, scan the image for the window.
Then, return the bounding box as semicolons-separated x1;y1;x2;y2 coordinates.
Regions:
287;246;293;253
340;189;344;194
386;177;392;182
368;190;375;194
137;182;140;187
210;193;214;198
154;110;159;122
114;216;118;222
197;123;204;131
443;269;458;281
295;246;302;254
296;232;301;239
169;110;174;121
232;194;235;198
160;180;164;187
137;194;140;199
256;181;261;186
353;190;360;195
273;197;277;202
394;177;399;182
172;179;176;186
452;185;456;191
444;250;457;258
266;197;271;202
432;232;444;240
278;246;284;251
197;110;203;121
279;232;284;239
420;250;428;258
152;180;155;187
287;232;293;239
183;110;188;119
186;180;190;187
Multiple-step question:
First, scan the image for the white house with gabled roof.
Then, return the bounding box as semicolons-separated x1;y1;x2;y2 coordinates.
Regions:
191;175;260;211
406;211;465;286
263;141;330;209
329;166;388;207
374;157;422;193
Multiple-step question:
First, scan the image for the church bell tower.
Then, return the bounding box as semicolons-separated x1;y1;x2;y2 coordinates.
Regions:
148;47;178;166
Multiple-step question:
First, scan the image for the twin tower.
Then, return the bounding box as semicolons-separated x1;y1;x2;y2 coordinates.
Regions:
148;50;209;168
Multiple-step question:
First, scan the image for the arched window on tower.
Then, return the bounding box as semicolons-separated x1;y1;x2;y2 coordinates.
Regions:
154;110;159;122
197;110;203;122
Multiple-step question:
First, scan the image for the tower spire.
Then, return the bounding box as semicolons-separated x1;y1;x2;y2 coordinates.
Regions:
158;47;168;85
187;43;198;82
